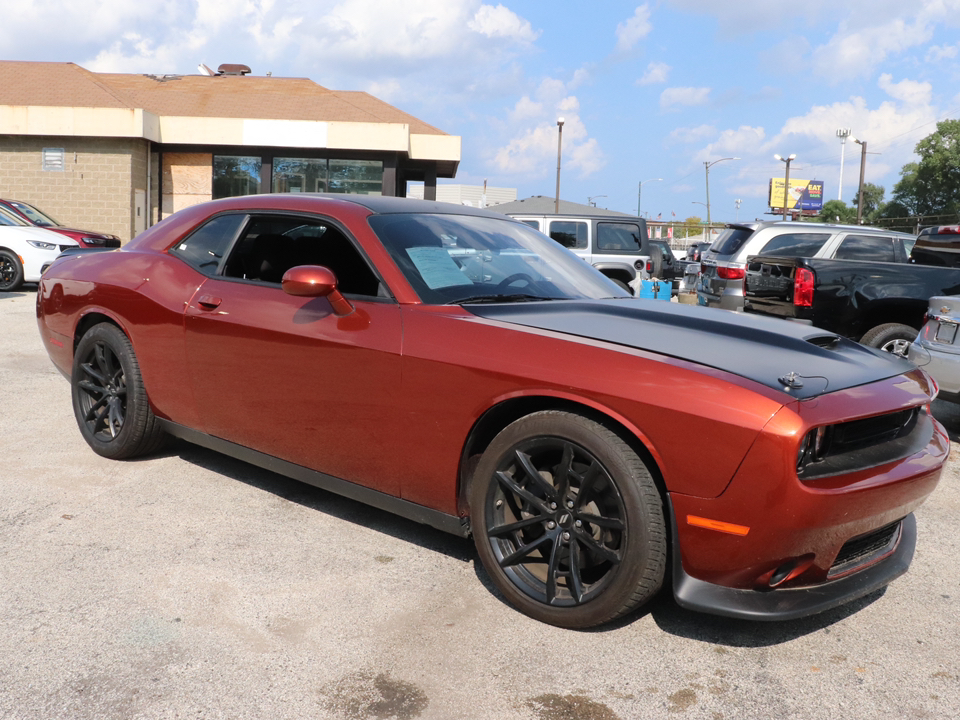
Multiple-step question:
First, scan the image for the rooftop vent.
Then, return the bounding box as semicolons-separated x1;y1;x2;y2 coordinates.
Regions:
217;64;252;76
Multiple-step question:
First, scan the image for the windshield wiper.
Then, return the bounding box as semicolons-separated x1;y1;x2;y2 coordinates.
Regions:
452;294;562;305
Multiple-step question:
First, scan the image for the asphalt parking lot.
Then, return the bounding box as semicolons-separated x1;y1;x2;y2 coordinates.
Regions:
2;289;959;720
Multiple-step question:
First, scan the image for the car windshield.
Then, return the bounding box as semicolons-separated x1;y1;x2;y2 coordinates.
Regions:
9;200;60;226
369;213;628;304
0;206;29;226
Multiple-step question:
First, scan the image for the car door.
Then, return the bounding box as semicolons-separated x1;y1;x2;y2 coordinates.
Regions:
181;212;404;496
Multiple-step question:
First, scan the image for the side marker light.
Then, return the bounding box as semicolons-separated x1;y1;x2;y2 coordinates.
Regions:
686;515;750;536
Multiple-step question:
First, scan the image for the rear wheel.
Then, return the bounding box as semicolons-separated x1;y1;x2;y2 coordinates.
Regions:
0;249;24;292
860;323;917;357
470;411;666;628
72;323;166;459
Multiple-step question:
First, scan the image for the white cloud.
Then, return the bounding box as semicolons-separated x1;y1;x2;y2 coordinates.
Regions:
926;44;959;62
615;5;653;54
493;80;605;178
637;61;669;86
668;124;716;144
660;87;710;109
812;16;934;82
468;3;539;42
878;74;932;106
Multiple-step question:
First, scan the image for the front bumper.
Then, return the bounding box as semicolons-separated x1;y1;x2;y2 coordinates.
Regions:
673;513;916;621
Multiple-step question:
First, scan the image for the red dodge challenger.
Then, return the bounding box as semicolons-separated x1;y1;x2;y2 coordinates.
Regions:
36;194;947;628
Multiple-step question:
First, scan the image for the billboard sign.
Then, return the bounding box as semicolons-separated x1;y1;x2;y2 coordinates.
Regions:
769;179;824;212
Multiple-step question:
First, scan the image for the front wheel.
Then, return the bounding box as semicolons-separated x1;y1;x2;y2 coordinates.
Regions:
72;323;166;459
860;323;917;357
0;249;24;292
470;411;666;628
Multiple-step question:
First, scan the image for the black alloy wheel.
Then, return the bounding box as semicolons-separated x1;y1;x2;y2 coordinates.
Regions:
0;250;24;292
471;411;665;628
72;323;165;459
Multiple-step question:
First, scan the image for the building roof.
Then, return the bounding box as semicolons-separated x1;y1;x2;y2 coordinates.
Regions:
487;195;638;217
0;60;446;135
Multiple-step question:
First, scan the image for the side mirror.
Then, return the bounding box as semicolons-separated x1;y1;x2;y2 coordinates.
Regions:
281;265;354;316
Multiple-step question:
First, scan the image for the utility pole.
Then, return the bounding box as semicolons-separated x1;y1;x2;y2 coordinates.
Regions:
554;118;564;214
855;138;867;225
775;154;796;221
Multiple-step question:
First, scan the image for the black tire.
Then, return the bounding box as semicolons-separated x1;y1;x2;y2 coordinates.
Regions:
649;247;664;279
71;323;166;459
0;249;24;292
860;323;917;357
610;277;632;294
470;411;666;628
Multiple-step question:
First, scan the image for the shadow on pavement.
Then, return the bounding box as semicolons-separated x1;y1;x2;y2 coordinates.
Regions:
164;437;477;564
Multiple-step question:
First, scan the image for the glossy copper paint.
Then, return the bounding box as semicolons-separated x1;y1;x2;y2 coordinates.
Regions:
36;193;947;606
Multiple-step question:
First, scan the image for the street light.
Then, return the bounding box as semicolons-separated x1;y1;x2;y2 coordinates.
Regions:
704;157;739;231
774;153;796;221
555;117;565;214
587;195;607;207
837;128;852;201
637;178;662;217
849;136;867;224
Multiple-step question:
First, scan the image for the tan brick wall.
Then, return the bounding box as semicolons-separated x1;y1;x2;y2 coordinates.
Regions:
0;136;153;243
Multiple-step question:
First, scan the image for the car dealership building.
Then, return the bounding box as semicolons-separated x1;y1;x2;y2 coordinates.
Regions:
0;61;461;242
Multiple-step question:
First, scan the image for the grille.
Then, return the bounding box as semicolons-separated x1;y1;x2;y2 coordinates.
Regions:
59;245;73;252
831;408;918;452
828;519;902;578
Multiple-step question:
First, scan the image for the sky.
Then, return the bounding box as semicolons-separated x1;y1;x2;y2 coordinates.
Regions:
4;0;960;223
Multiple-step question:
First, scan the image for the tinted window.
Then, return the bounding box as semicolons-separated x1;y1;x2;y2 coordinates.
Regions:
711;227;754;255
549;221;587;249
757;232;831;258
520;220;540;231
223;215;382;296
596;223;644;253
171;214;246;273
834;235;896;262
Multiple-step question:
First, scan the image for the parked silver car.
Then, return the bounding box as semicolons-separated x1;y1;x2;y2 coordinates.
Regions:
697;221;917;311
908;296;960;403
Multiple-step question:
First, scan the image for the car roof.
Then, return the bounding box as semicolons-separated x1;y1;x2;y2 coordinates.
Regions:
725;220;914;237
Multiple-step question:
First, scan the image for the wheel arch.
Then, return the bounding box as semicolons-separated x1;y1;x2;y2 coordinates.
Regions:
457;394;667;519
73;310;127;353
855;300;927;340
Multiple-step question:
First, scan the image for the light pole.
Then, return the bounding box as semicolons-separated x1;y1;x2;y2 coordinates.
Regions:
554;117;564;214
837;128;851;201
637;178;662;217
849;136;867;224
704;157;739;232
587;195;607;207
774;153;796;221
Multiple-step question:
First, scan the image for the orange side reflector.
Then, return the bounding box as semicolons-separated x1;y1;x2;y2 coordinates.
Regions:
686;515;750;536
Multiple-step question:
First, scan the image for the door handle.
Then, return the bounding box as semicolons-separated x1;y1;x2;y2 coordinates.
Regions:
197;295;222;309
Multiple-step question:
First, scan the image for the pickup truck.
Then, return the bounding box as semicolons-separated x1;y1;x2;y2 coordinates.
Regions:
742;225;960;351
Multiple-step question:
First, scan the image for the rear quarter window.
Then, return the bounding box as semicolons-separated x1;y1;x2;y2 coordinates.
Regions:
549;221;588;249
834;235;897;262
711;227;754;255
595;222;644;253
756;232;831;258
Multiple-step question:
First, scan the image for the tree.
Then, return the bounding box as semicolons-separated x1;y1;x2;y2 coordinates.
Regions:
913;119;960;216
851;182;885;223
681;215;703;238
818;199;856;224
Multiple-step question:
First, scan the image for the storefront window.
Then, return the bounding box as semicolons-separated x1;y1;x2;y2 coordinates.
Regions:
213;156;261;199
329;159;383;195
273;158;328;193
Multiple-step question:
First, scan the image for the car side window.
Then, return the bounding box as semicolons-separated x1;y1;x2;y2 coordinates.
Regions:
520;220;540;231
222;215;385;297
756;232;831;258
834;234;897;262
170;214;246;273
596;223;644;253
548;221;587;249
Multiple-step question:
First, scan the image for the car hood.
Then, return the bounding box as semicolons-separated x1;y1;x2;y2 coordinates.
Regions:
467;299;914;399
0;225;77;245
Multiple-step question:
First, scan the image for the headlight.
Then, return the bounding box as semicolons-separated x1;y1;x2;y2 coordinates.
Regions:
82;236;106;246
27;239;58;251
